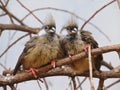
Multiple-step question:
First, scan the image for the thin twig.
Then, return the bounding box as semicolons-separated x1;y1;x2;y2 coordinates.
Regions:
36;80;42;90
1;44;120;86
43;78;49;90
0;33;30;58
16;0;43;25
9;31;17;41
72;76;77;90
0;24;40;34
101;60;114;70
9;85;16;90
66;77;72;90
0;63;7;70
21;7;111;42
0;4;25;25
77;77;87;90
117;0;120;8
0;13;7;17
5;0;10;7
105;79;120;89
88;45;95;90
76;77;82;90
0;1;15;24
80;0;116;30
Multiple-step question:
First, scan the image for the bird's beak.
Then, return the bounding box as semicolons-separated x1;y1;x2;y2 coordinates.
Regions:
71;30;77;34
48;29;55;33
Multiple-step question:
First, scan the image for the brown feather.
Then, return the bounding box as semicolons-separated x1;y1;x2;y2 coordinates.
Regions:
80;30;103;71
61;18;99;73
13;15;64;75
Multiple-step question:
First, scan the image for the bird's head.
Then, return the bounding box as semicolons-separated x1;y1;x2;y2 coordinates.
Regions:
63;26;78;35
60;16;78;36
43;25;56;34
42;14;56;35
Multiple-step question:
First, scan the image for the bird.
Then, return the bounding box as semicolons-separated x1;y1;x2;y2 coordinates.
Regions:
13;15;64;78
80;30;103;71
61;17;101;74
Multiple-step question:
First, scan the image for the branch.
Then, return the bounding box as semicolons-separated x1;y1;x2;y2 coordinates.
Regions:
0;44;120;86
0;33;30;58
97;79;104;90
16;0;43;25
0;24;40;34
106;79;120;89
21;7;111;42
0;3;25;25
117;0;120;8
80;0;116;30
71;77;77;90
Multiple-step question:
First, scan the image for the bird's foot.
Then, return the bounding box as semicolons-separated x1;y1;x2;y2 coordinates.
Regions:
25;68;38;78
51;60;56;68
68;54;72;58
83;44;90;54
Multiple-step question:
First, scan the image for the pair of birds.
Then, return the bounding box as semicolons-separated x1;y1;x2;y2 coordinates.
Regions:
13;15;103;78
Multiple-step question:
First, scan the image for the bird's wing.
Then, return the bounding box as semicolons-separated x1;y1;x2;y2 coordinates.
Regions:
13;36;39;75
80;30;98;48
80;30;103;70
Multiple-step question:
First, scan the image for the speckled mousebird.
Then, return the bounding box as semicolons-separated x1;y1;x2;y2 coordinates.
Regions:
13;15;64;78
80;30;103;71
61;17;97;73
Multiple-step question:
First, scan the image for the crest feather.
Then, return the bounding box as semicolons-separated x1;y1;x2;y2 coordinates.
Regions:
44;14;56;27
64;16;78;28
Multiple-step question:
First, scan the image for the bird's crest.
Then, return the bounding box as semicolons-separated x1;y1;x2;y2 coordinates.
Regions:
65;16;78;28
43;14;56;27
60;16;78;33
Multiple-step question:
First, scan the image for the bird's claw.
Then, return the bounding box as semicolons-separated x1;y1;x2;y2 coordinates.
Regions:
83;45;89;54
68;54;72;58
25;68;38;78
51;60;56;68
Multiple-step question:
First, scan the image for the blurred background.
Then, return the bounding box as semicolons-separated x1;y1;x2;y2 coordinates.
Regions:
0;0;120;90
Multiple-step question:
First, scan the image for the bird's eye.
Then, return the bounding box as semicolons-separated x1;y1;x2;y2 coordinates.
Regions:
45;26;49;29
66;27;71;30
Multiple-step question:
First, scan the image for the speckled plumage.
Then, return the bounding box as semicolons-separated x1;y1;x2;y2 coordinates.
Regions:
62;34;91;72
80;30;103;71
13;15;64;75
61;17;98;73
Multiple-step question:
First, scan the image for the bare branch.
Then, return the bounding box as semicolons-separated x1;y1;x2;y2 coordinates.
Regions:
106;79;120;89
4;0;10;7
101;61;114;70
77;77;87;89
0;5;25;25
0;13;7;17
21;7;110;41
71;77;77;90
117;0;120;8
0;33;30;58
80;0;116;30
16;0;43;25
9;85;16;90
0;63;7;70
97;79;104;90
0;44;120;86
88;45;95;90
0;24;40;34
43;78;49;90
